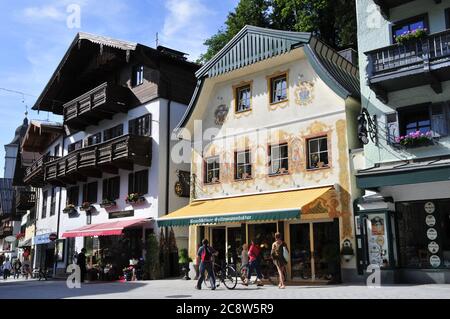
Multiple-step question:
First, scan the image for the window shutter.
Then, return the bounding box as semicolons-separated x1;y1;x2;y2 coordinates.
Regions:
102;180;108;200
430;104;448;137
128;173;134;194
386;113;399;145
129;119;135;135
83;184;88;203
142;170;148;195
113;177;120;200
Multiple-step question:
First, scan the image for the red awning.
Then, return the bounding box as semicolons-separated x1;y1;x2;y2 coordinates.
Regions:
61;218;152;238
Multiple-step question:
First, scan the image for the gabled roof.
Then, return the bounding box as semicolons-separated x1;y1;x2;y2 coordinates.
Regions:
196;25;312;78
177;25;360;130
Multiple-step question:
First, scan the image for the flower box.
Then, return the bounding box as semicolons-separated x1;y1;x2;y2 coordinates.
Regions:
395;28;427;45
100;199;117;209
125;193;146;205
395;131;435;148
63;204;78;214
80;202;96;212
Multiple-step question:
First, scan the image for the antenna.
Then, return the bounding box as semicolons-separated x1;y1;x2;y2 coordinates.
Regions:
156;32;159;47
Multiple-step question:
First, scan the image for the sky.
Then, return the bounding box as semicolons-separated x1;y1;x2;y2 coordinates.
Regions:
0;0;239;177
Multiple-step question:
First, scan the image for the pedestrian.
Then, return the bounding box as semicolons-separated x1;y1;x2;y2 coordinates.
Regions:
77;248;87;283
196;239;217;290
2;258;12;280
245;240;263;286
240;243;249;282
13;259;22;279
22;256;31;280
271;232;288;289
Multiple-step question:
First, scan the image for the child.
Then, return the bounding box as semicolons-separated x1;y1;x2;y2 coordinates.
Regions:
240;243;249;282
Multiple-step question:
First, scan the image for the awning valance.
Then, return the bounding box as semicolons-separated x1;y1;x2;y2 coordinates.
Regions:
61;218;151;238
157;186;332;227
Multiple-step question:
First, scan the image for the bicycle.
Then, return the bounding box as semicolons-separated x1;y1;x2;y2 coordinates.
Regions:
204;260;238;290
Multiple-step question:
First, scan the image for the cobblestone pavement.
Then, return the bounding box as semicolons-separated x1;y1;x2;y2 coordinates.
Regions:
0;278;450;299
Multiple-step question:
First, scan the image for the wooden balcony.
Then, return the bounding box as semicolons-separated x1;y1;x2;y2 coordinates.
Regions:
23;155;59;187
45;134;152;186
16;190;36;211
63;82;131;130
366;29;450;103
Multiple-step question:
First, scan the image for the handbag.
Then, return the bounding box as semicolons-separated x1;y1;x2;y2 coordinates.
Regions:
282;246;289;263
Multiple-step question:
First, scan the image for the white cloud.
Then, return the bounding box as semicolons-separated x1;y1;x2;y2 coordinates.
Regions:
163;0;211;37
23;5;66;21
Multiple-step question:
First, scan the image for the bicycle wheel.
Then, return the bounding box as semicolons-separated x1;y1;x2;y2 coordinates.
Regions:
222;265;238;290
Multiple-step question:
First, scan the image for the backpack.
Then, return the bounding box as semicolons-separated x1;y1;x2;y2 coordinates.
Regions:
201;246;212;262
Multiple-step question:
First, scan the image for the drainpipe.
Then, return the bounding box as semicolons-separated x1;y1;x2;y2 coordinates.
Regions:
54;136;65;276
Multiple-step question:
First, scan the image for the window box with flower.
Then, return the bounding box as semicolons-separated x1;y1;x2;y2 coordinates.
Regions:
126;193;146;205
80;202;96;212
395;28;428;45
63;204;78;214
100;199;117;209
395;130;435;148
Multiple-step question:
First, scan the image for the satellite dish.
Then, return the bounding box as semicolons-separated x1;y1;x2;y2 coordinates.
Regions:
5;236;17;243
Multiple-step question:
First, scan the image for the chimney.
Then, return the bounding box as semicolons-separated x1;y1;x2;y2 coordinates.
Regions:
338;48;358;66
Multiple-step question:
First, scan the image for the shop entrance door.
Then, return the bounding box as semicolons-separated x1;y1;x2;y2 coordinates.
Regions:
290;219;340;283
211;227;226;265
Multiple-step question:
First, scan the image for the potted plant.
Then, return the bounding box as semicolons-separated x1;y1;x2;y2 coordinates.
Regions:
178;248;192;280
126;193;145;205
100;198;117;209
63;204;77;214
16;232;25;240
80;202;95;212
395;130;434;148
395;28;427;45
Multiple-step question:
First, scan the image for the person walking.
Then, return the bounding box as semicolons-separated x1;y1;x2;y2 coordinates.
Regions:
77;248;87;283
271;232;288;289
2;258;12;280
13;259;22;279
245;240;263;286
22;256;31;280
240;243;249;282
196;239;217;290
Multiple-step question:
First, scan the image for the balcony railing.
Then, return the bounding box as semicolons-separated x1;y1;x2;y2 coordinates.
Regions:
23;155;59;187
45;134;151;186
366;29;450;102
16;190;36;211
63;82;131;130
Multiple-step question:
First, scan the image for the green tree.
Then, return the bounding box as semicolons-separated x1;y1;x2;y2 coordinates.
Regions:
199;0;357;63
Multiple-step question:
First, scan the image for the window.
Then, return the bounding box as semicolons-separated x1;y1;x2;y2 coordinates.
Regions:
86;132;102;146
235;85;251;113
82;182;98;204
307;137;329;169
67;186;79;206
270;74;288;103
50;187;57;216
446;8;450;29
42;190;48;219
54;144;60;157
132;65;144;87
397;103;448;138
235;150;252;180
204;156;220;183
68;140;82;153
392;14;428;42
103;176;120;201
129;114;151;136
269;144;289;175
103;124;124;142
128;170;148;195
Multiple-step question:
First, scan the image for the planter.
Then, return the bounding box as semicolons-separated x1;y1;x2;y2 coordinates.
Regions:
125;194;146;205
395;131;435;149
100;200;117;209
80;203;96;212
395;28;427;45
63;206;78;214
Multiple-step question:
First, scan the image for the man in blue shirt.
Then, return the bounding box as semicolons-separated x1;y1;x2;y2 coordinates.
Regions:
196;239;217;290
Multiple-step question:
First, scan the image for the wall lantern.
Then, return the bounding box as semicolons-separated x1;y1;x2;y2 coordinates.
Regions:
358;108;378;145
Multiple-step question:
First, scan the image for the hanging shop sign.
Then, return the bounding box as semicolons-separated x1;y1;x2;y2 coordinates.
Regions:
424;202;435;214
428;241;439;254
32;233;53;245
49;233;58;241
427;228;438;240
430;255;441;268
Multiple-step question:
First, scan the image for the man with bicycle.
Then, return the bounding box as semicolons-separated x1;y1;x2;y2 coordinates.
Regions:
195;239;218;290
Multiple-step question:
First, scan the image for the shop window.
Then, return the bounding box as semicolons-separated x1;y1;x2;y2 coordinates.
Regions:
397;103;449;138
204;156;220;184
68;140;83;153
103;124;124;142
42;190;48;219
269;144;288;175
307;136;329;169
67;186;79;206
50;187;57;216
247;223;277;261
270;74;288;104
86;132;102;146
132;65;144;87
128;170;148;195
103;176;120;201
396;200;450;269
392;14;428;43
82;182;98;204
235;84;251;113
235;150;252;180
129;114;151;137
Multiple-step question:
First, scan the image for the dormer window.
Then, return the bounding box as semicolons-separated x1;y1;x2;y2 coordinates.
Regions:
132;65;144;87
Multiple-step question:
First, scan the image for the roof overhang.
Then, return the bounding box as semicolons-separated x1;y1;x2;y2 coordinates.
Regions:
21;120;63;153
